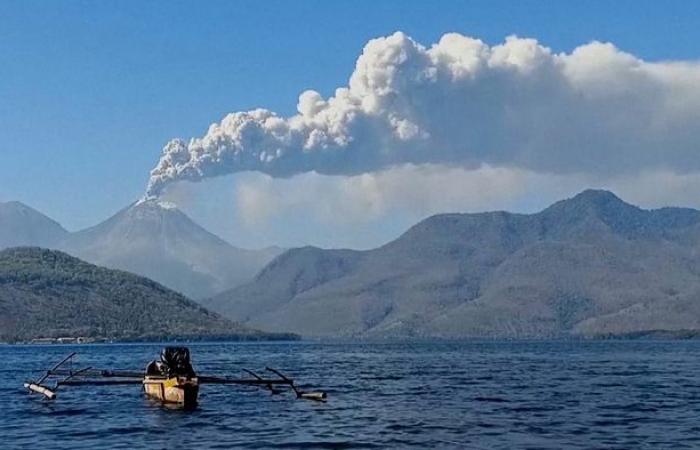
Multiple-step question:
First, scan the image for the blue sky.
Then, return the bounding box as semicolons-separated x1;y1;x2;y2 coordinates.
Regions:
2;1;700;248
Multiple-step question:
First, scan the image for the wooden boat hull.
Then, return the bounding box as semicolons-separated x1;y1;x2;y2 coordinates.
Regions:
143;376;199;408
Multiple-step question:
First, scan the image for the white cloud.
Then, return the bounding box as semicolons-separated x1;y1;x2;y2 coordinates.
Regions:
145;31;700;198
161;164;700;249
230;166;700;233
149;31;700;248
232;164;526;226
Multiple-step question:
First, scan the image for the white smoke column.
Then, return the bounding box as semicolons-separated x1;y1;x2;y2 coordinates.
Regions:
145;32;700;198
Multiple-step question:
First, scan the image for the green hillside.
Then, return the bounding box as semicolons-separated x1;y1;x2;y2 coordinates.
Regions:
0;247;294;342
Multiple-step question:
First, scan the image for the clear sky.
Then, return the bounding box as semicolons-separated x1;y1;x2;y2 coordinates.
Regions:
2;0;700;249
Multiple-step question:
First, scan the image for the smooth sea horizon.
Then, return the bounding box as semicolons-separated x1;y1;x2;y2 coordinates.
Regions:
3;340;700;449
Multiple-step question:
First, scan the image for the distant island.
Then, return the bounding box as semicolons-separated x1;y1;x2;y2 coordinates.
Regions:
0;247;297;343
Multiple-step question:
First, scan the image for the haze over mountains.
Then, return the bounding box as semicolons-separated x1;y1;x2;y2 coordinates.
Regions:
204;190;700;338
0;200;280;299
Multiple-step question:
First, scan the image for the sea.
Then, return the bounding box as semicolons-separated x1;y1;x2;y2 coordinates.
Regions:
2;340;700;449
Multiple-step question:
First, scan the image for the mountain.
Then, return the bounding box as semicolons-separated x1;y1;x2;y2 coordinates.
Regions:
0;199;281;299
204;190;700;338
59;200;281;299
0;247;292;343
0;201;67;249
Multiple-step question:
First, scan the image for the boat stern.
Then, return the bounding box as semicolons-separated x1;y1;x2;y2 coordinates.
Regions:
144;376;199;409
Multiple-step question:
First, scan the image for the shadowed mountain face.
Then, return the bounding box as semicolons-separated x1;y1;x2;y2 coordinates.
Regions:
59;200;281;299
0;247;275;342
0;201;67;249
204;190;700;338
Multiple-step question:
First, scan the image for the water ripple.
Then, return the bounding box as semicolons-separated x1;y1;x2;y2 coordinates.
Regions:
3;341;700;449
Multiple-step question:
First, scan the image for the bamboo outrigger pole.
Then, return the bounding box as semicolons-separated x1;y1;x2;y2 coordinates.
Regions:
266;367;328;401
24;351;79;399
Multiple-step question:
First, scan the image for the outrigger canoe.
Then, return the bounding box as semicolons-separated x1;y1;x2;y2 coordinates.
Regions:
23;347;326;409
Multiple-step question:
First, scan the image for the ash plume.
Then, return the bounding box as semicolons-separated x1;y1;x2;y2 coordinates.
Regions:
146;31;700;198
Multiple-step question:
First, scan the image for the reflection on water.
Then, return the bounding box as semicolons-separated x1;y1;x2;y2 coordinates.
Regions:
3;340;700;449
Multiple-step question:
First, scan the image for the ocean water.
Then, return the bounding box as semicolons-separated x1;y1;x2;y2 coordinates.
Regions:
3;340;700;449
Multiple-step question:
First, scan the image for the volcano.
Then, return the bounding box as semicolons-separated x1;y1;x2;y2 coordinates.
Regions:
61;199;280;299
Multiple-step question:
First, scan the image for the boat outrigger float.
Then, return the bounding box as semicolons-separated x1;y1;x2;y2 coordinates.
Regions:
23;347;327;409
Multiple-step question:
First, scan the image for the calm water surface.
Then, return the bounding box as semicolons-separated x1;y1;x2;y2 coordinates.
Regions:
3;340;700;449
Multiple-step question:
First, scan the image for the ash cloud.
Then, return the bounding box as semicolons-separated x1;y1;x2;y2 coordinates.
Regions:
146;32;700;198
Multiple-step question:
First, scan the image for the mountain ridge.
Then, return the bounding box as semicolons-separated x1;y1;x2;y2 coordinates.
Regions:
203;189;700;338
